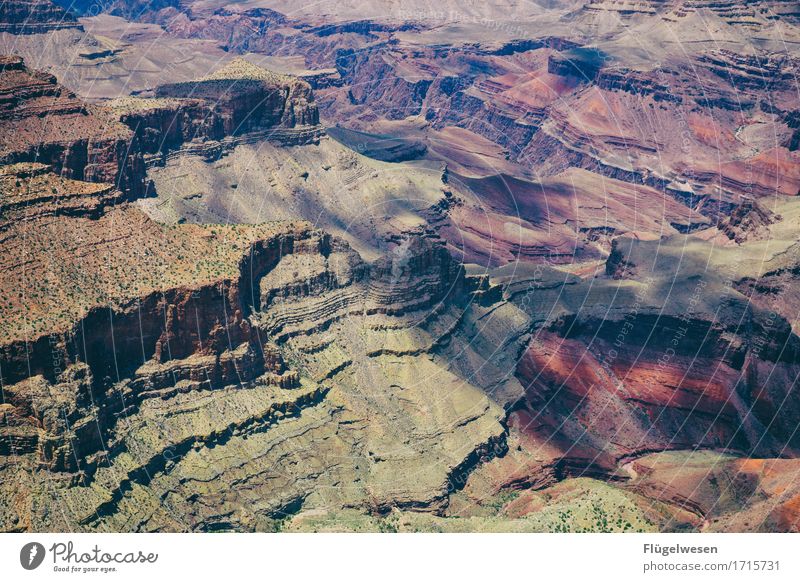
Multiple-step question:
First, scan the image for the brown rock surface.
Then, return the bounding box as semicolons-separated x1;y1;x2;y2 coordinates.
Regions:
0;55;146;197
0;146;512;530
2;0;800;533
0;0;81;34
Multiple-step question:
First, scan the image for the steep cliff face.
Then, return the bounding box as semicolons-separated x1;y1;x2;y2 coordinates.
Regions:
0;180;510;530
108;97;223;162
0;56;147;198
107;58;322;164
533;234;800;456
0;218;315;470
334;47;435;120
0;55;324;198
516;315;800;461
0;0;81;34
155;59;319;132
698;49;794;92
718;198;778;242
3;0;800;534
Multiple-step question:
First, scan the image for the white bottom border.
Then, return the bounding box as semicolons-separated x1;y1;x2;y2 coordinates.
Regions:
2;533;798;581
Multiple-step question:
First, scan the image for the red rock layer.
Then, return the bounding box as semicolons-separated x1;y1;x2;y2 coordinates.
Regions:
0;56;147;197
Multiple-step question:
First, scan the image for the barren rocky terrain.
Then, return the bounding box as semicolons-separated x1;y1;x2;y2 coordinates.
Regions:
1;1;799;532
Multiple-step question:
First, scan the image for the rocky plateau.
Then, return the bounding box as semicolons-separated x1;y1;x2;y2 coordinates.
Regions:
1;0;800;532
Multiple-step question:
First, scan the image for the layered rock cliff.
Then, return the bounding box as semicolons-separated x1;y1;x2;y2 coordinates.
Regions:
107;58;322;166
4;170;800;530
0;55;147;198
0;55;323;197
0;170;510;529
155;59;319;132
2;0;800;534
0;0;81;34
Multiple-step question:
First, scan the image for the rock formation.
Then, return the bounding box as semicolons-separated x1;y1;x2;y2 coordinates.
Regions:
109;59;322;165
0;55;147;198
1;0;800;533
0;190;512;529
0;0;81;34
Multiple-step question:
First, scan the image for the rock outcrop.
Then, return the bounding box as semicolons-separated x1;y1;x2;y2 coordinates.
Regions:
0;55;147;198
0;162;121;229
2;0;800;534
106;58;322;166
719;198;778;243
155;59;319;132
0;162;509;529
0;0;81;34
0;55;324;197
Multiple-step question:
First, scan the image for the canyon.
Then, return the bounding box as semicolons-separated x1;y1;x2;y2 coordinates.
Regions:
1;0;799;532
